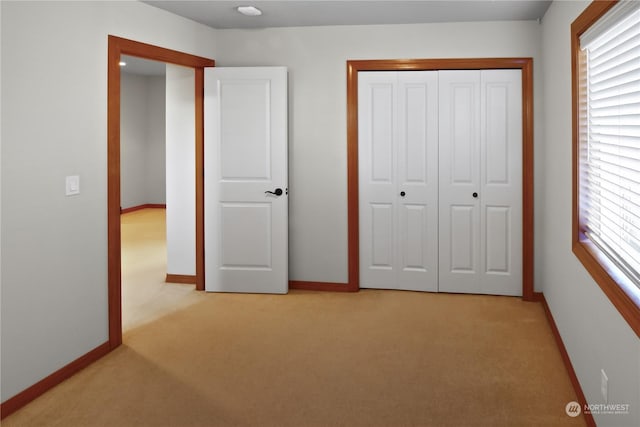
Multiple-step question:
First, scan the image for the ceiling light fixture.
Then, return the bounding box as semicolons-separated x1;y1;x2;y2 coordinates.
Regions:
119;61;127;67
237;6;262;17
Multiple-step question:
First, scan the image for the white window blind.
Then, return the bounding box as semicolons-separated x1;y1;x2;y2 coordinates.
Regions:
579;1;640;287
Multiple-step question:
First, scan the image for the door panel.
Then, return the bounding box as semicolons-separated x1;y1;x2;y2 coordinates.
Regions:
359;72;397;288
403;85;429;183
451;85;477;184
371;84;395;182
400;204;428;270
359;71;438;291
220;203;271;269
401;204;426;269
439;71;481;293
439;69;522;295
449;205;476;272
480;70;522;295
219;80;271;180
205;67;288;293
371;203;394;268
397;72;439;291
484;85;509;184
485;205;510;273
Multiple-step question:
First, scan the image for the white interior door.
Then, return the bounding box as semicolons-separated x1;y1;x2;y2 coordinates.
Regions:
359;71;439;292
204;67;288;293
439;69;522;295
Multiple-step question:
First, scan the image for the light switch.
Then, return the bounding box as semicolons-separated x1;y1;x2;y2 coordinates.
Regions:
65;175;80;196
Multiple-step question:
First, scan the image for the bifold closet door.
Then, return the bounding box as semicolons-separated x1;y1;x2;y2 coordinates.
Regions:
438;69;522;296
358;71;439;291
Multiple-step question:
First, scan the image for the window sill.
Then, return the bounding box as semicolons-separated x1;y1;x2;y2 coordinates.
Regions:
573;236;640;337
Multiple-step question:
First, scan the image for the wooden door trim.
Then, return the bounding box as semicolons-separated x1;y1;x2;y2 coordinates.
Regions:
108;35;214;348
346;58;535;299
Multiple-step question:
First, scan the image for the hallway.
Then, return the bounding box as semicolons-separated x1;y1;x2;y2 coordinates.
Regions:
121;208;203;331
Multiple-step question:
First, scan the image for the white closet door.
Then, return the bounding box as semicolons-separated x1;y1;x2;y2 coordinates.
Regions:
438;70;482;293
359;71;397;289
359;71;438;291
439;70;522;296
396;72;439;291
479;70;522;295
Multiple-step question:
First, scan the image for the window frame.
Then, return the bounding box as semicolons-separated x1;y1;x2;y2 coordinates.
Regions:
571;0;640;338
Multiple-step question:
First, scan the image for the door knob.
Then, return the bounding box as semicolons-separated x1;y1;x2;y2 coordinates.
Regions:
400;191;406;197
265;188;283;196
472;192;478;198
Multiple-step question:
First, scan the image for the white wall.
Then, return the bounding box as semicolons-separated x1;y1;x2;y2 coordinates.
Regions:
540;2;640;426
121;73;149;208
165;65;195;276
146;76;166;205
121;73;166;209
0;0;216;402
214;21;543;284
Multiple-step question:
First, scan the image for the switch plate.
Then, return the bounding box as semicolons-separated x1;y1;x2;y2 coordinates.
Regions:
601;369;608;403
65;175;80;196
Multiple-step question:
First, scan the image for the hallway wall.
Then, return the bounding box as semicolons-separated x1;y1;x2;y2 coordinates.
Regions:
121;73;166;209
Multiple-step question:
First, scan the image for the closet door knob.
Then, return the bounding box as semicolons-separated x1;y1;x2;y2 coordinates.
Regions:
472;192;478;198
400;191;406;197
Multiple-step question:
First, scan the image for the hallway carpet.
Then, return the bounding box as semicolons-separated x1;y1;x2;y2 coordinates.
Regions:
121;208;204;331
3;289;585;426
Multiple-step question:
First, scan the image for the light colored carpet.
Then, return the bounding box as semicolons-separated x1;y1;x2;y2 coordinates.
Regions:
3;209;586;426
121;208;204;331
3;292;585;426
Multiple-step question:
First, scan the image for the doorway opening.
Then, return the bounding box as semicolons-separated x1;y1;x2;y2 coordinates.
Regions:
119;55;200;331
120;55;167;331
107;36;214;348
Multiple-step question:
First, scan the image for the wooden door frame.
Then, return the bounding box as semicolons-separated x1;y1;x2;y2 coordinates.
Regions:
346;58;535;300
107;36;215;348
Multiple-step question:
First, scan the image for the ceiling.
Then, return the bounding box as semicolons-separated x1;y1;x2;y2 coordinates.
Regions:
126;1;552;76
143;1;552;30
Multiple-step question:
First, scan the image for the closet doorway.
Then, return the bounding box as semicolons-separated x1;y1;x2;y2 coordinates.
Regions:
346;58;534;300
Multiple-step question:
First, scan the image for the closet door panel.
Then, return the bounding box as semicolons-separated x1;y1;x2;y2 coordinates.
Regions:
438;70;481;293
449;205;476;272
359;71;438;291
480;70;522;296
484;85;510;184
359;72;398;288
371;85;395;183
400;204;428;269
485;205;510;273
371;203;394;268
397;71;438;291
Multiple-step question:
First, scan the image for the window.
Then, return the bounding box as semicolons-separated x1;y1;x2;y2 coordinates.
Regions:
572;0;640;337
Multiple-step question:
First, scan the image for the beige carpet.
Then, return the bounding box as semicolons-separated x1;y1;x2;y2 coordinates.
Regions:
4;291;585;426
3;209;586;426
121;208;204;331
